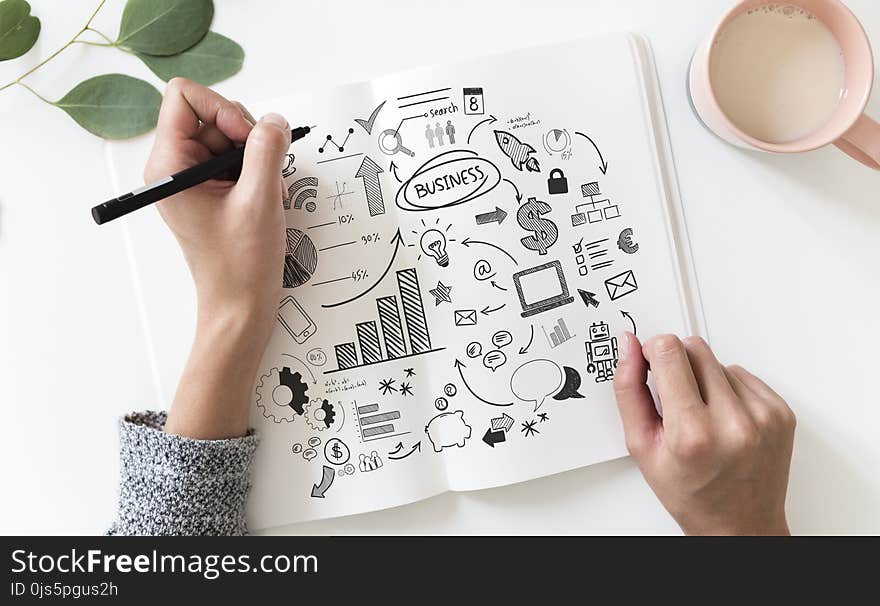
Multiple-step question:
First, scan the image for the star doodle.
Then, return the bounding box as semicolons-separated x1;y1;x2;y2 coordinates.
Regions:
404;368;416;378
521;419;540;437
400;382;414;397
379;378;397;395
429;281;453;306
538;412;550;423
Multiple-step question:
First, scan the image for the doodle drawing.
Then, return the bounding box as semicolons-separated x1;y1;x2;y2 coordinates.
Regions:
434;397;448;411
547;168;569;195
494;130;540;172
359;451;384;472
429;281;453;306
355;100;386;134
311;465;335;498
281;153;296;178
318;127;355;154
444;383;457;397
475;206;508;226
552;366;586;401
283;229;318;289
398;87;451;109
491;330;513;348
517;197;559;256
388;441;421;460
302;448;317;462
324;437;351;466
577;289;600;309
585;322;619;383
543;317;575;349
542;128;571;156
510;359;564;412
483;412;514;447
284;176;319;212
482;349;507;372
277;295;316;344
378;128;415;157
420;228;450;267
604;270;638;301
521;419;540;437
355;156;386;217
396;150;502;212
463;87;485;115
512;260;574;318
304;398;338;431
617;227;639;254
473;259;495;281
306;348;327;366
355;401;408;443
571;181;620;227
425;410;472;452
466;341;482;358
255;367;309;423
538;412;550;422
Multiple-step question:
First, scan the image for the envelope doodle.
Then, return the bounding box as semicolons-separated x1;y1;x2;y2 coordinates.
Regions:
604;270;638;301
454;309;478;326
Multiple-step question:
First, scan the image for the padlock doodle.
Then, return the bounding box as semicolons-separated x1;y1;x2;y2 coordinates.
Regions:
547;168;568;195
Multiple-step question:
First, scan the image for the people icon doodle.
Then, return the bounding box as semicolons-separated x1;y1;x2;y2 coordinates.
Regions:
445;120;456;144
359;451;383;472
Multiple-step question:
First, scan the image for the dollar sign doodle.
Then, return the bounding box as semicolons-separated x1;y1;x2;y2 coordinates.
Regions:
517;196;558;255
331;443;342;459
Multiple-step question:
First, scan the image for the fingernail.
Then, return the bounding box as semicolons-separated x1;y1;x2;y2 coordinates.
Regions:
260;112;288;131
617;331;631;362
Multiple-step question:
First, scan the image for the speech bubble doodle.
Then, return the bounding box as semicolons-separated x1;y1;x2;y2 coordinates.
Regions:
492;330;513;348
483;349;507;372
435;396;449;411
510;359;564;411
303;448;317;461
306;348;327;366
466;341;482;358
292;443;303;454
308;436;322;448
552;366;586;401
444;383;457;397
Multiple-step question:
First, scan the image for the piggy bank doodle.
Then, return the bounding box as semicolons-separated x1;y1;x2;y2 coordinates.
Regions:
425;410;472;452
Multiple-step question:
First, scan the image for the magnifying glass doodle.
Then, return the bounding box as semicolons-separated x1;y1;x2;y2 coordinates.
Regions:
378;128;415;157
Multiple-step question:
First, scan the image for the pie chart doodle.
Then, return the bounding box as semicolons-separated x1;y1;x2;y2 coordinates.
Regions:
542;128;571;155
284;228;318;288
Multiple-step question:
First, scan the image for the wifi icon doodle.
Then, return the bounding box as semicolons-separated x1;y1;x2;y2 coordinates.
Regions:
284;177;319;212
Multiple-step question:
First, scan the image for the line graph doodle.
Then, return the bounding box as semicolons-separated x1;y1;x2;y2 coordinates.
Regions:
319;127;355;153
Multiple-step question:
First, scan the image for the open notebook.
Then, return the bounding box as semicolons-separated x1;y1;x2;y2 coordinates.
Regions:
108;33;704;530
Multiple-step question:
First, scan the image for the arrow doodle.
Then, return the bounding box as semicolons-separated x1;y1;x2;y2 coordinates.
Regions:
578;288;600;308
454;359;513;407
322;229;405;308
490;281;507;292
502;178;523;203
389;160;403;183
355;155;385;217
461;237;519;266
482;428;506;447
311;465;335;498
467;114;498;145
480;304;506;316
574;131;608;175
388;441;421;460
621;310;637;335
475;206;508;225
519;324;535;355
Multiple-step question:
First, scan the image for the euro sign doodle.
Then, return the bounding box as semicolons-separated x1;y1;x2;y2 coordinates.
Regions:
517;197;558;255
617;227;639;254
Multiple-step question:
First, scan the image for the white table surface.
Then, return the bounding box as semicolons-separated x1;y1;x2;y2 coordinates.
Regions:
1;0;878;535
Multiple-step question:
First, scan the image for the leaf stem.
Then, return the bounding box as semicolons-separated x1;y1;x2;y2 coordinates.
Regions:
0;0;110;93
15;81;56;106
85;27;116;46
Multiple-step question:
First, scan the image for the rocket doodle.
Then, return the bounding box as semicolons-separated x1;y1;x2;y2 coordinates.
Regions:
493;130;541;173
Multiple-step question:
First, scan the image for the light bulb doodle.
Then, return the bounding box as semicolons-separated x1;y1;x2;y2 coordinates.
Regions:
420;229;449;267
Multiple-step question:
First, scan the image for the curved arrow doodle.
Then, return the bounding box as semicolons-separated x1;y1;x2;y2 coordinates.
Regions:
281;353;316;384
467;114;498;145
311;465;334;498
621;310;637;335
322;229;405;308
454;359;513;407
518;324;534;355
389;161;403;183
574;131;608;175
388;441;421;460
461;237;519;266
502;178;523;203
490;281;507;292
480;304;506;316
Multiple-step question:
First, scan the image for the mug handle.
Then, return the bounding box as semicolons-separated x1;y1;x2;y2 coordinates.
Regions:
834;114;880;170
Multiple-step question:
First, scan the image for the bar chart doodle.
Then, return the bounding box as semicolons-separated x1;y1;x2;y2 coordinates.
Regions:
325;268;443;374
354;400;408;443
543;318;575;349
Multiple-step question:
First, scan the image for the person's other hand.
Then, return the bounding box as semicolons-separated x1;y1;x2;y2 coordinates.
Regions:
144;77;289;333
143;78;291;439
613;333;796;535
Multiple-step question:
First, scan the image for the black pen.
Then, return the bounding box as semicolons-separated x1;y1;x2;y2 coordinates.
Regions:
91;125;314;225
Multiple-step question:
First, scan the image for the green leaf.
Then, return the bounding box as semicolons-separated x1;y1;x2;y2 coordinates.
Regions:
0;0;40;61
56;74;161;140
116;0;213;56
136;31;243;85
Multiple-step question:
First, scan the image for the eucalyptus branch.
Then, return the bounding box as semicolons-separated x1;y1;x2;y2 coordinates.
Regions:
0;0;108;98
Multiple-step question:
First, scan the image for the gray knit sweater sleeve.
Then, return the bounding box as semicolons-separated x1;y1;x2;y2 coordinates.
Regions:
107;411;259;536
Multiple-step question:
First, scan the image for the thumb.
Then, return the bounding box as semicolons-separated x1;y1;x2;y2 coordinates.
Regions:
236;112;291;200
613;331;660;457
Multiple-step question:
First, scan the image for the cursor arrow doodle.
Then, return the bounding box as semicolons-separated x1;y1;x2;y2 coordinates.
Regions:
311;465;335;498
355;155;385;216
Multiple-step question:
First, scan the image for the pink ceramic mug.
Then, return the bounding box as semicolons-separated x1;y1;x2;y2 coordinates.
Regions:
689;0;880;169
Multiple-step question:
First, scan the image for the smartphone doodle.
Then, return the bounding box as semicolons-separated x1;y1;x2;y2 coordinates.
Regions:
277;295;317;344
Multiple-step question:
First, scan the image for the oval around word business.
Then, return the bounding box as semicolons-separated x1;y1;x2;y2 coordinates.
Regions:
395;150;501;212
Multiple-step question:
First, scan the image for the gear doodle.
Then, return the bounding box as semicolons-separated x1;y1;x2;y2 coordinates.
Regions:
255;366;309;423
305;397;337;431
